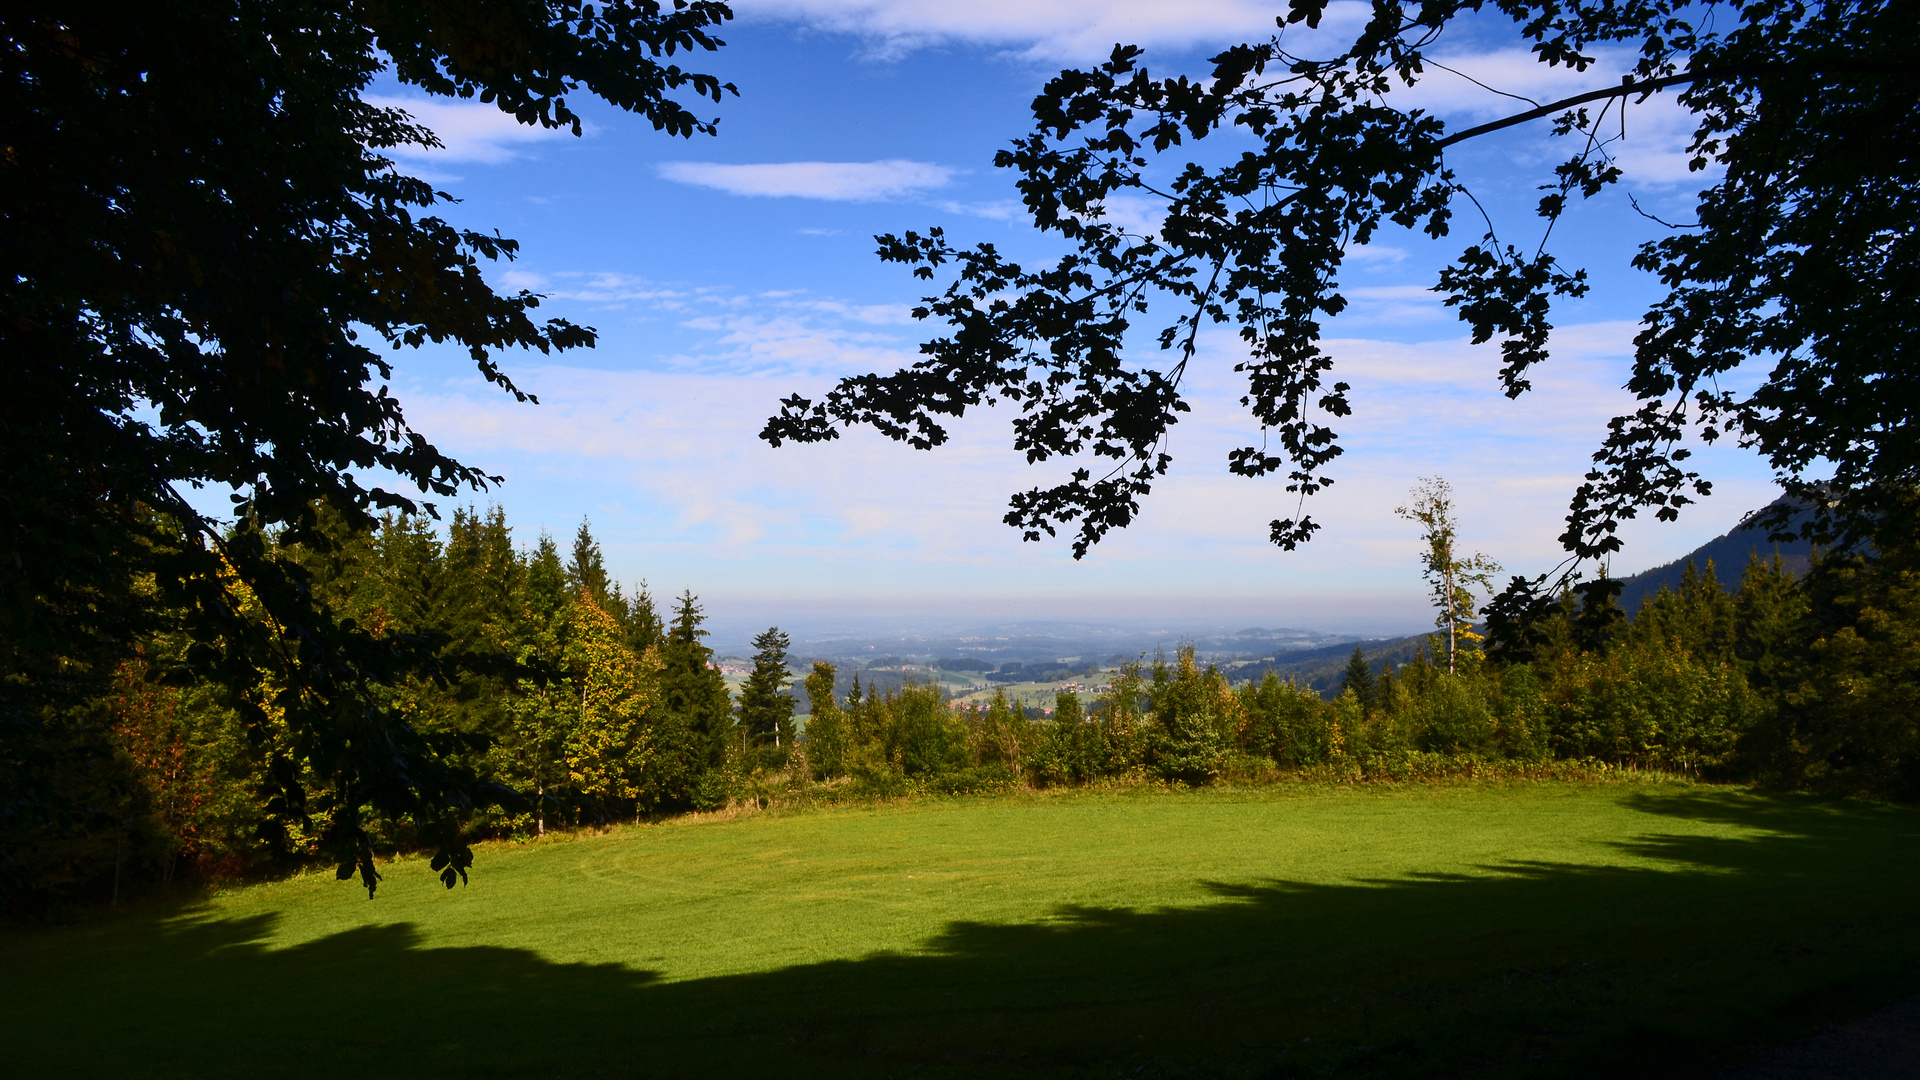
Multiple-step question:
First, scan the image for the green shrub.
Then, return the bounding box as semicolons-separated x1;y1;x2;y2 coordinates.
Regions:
1144;648;1229;784
890;684;971;780
1414;673;1497;755
1544;641;1758;771
926;764;1017;795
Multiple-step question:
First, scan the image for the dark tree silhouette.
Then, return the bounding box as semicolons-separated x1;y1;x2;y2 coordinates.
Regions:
765;0;1917;565
0;0;734;897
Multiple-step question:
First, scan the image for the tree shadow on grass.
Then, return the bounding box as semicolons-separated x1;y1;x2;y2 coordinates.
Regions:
8;792;1919;1080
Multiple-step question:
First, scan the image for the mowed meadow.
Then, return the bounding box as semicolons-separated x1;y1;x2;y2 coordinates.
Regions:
6;781;1919;1079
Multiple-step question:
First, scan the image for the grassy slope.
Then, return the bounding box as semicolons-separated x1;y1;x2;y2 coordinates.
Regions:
5;782;1918;1079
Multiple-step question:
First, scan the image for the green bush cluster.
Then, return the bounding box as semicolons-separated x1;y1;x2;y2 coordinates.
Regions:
790;551;1919;799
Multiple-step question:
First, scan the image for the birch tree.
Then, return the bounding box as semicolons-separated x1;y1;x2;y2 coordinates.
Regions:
1396;477;1501;674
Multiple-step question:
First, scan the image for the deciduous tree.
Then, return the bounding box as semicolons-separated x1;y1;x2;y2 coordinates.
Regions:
764;0;1918;566
801;662;847;780
1396;478;1500;673
2;0;736;897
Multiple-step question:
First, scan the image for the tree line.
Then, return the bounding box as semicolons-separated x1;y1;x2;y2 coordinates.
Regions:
794;548;1897;797
10;506;784;907
14;483;1916;912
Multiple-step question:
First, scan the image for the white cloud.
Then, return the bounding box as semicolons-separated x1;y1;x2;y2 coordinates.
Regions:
365;95;576;166
931;198;1025;220
500;271;705;308
388;314;1772;614
1340;284;1447;325
671;312;922;375
1091;193;1166;236
657;159;955;200
735;0;1369;62
1344;244;1409;264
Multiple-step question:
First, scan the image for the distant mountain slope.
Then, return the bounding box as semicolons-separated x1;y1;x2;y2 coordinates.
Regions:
1229;633;1431;697
1236;503;1815;699
1615;506;1813;614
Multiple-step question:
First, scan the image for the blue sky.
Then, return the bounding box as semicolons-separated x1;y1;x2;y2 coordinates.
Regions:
342;1;1778;634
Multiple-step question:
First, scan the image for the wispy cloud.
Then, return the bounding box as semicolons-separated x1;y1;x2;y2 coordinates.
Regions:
484;270;928;375
657;159;955;200
1341;284;1448;324
395;317;1774;607
1344;244;1409;264
497;270;707;308
365;95;577;168
671;312;922;375
735;0;1366;62
930;198;1024;221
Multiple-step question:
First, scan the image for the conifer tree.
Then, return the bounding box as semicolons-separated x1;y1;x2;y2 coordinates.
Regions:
449;509;523;658
739;627;796;751
1570;577;1628;654
503;531;572;833
526;533;568;623
373;513;448;637
1339;647;1377;714
283;499;380;626
623;581;666;655
1734;554;1807;697
566;519;611;609
657;590;732;805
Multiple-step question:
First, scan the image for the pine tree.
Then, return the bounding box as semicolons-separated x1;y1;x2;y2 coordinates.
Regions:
739;627;795;751
1748;544;1920;796
443;506;525;742
282;499;379;626
505;531;571;834
373;512;447;637
623;580;665;654
657;590;732;806
1054;690;1083;726
1339;646;1376;714
1735;554;1807;696
1631;559;1738;662
566;519;611;608
526;533;568;623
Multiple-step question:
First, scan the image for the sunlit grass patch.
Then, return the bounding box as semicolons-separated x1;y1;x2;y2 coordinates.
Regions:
5;781;1916;1078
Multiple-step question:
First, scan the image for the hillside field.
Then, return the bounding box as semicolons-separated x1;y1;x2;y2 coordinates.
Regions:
5;781;1918;1078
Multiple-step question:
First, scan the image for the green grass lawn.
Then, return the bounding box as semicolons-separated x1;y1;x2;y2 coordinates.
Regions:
5;781;1918;1078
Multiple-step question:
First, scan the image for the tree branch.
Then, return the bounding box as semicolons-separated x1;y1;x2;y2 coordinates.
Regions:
1434;72;1702;149
1435;62;1919;149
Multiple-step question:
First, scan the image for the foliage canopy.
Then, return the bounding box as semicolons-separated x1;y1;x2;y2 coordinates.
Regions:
0;0;734;897
764;0;1917;564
